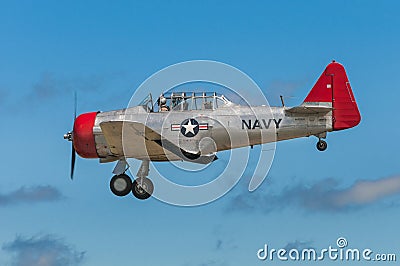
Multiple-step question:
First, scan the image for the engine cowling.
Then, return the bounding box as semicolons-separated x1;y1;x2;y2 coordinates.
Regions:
73;112;99;158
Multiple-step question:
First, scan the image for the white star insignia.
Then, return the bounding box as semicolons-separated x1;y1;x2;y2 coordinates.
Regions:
182;119;198;135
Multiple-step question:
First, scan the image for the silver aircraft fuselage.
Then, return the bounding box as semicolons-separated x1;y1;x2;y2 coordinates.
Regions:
93;101;332;162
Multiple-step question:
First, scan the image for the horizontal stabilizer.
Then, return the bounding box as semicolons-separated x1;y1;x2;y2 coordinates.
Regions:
286;105;332;114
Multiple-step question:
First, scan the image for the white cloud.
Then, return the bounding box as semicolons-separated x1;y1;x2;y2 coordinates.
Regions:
3;235;85;266
333;176;400;206
228;175;400;213
0;185;63;206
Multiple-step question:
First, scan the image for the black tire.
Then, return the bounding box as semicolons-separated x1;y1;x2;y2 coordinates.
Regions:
316;140;328;151
110;174;132;197
132;178;154;200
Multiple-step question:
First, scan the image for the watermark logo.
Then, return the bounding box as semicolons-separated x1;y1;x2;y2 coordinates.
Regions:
257;237;396;262
123;60;276;206
336;237;348;249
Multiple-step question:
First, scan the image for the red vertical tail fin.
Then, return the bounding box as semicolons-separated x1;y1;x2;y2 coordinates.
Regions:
303;61;361;131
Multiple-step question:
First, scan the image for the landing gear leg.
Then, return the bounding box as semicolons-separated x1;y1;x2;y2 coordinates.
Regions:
315;132;328;152
132;160;154;200
316;139;328;151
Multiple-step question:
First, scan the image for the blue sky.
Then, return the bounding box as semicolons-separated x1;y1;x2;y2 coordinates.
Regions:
1;1;400;265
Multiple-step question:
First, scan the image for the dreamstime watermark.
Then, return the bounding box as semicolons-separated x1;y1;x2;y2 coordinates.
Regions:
123;60;276;206
257;237;397;262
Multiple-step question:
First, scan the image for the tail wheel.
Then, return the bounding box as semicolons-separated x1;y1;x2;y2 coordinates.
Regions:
110;174;132;197
132;178;154;200
316;140;328;151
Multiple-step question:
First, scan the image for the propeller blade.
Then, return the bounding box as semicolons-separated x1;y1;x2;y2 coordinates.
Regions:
71;144;76;180
70;91;77;180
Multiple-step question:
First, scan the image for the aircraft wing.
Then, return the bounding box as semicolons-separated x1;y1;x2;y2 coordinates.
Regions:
285;105;332;114
100;121;216;164
100;121;166;157
99;121;125;155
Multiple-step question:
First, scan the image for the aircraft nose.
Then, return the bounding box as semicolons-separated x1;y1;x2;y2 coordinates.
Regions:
73;112;99;158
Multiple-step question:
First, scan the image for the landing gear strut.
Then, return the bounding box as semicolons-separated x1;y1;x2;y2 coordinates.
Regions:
109;159;154;200
316;139;327;151
132;160;153;200
132;177;154;200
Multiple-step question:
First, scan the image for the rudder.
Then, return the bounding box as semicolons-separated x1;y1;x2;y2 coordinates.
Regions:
303;61;361;131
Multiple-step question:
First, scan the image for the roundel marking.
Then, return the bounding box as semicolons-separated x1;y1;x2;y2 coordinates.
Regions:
180;118;199;137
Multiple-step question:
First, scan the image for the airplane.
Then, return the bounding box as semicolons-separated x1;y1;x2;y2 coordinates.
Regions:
64;61;361;200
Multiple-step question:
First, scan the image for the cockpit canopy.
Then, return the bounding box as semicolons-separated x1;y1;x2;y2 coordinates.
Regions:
158;92;232;112
138;93;154;112
139;92;232;112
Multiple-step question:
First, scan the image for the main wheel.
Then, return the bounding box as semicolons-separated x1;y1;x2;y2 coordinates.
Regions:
316;140;328;151
132;178;154;200
110;174;132;197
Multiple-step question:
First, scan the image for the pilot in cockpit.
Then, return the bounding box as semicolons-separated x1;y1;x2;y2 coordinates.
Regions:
158;95;170;112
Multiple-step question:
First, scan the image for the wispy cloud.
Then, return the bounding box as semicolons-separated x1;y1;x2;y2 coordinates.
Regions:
268;79;304;95
333;176;400;207
197;260;228;266
29;71;126;100
283;240;314;251
0;185;63;206
215;239;222;250
3;234;85;266
2;71;130;113
265;79;306;105
211;225;238;252
182;259;228;266
227;175;400;213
